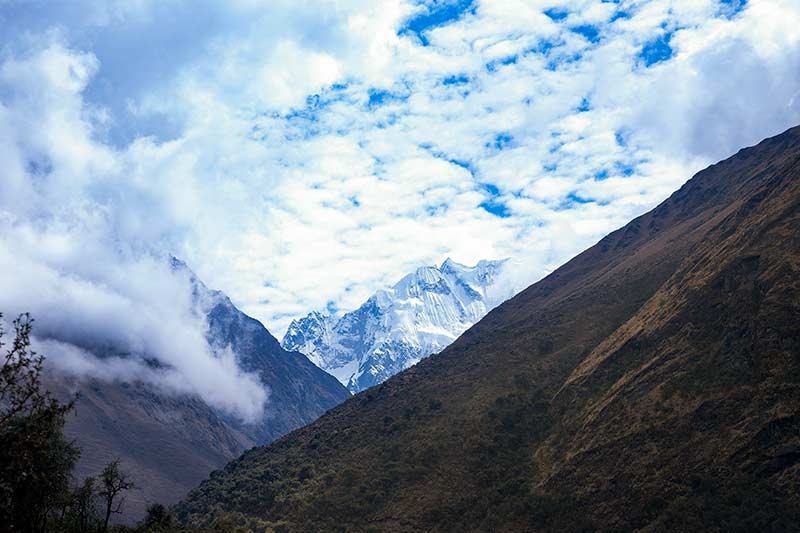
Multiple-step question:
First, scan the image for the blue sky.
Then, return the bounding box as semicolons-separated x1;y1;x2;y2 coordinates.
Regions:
0;0;799;413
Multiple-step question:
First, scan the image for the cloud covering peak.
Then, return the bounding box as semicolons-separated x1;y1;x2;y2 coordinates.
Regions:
0;41;266;421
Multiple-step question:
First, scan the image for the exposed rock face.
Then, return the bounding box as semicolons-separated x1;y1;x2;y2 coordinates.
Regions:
177;126;800;531
282;259;511;392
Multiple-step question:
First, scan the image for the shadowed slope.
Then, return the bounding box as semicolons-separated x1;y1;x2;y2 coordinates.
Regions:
46;284;349;522
176;126;800;531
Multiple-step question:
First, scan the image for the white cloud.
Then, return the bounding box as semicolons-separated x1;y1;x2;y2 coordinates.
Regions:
0;40;267;422
1;0;799;350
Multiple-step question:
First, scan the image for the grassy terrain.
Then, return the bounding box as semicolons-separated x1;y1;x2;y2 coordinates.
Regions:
176;126;800;532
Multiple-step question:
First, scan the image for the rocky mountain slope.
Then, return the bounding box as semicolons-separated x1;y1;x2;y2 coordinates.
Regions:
176;126;800;531
46;265;350;521
282;259;512;392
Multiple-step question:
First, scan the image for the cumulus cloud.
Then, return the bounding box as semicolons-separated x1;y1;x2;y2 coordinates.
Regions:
192;0;798;331
1;0;799;348
0;40;266;421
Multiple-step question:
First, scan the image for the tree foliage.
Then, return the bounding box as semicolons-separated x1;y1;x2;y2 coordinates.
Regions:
99;460;135;533
0;313;79;531
0;314;147;532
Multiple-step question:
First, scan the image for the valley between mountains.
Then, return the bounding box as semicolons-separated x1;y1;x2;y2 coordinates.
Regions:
175;127;800;531
45;262;350;521
45;257;513;521
4;2;800;531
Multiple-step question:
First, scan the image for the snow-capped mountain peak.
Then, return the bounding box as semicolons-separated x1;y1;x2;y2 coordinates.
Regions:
281;258;513;393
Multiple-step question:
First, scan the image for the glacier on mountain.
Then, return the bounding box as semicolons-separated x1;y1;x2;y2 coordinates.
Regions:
281;258;513;393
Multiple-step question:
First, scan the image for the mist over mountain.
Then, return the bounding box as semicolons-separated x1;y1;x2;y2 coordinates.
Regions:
282;258;515;392
40;260;349;521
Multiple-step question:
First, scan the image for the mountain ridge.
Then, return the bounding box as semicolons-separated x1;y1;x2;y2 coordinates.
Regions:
176;125;800;531
282;258;513;392
46;263;350;521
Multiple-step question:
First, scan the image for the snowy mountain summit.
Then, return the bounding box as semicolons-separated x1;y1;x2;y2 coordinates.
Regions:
281;258;512;393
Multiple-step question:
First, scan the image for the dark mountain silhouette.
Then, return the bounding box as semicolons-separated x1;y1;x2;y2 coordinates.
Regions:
176;126;800;531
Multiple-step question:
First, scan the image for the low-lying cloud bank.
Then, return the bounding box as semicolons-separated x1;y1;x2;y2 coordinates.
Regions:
0;41;267;422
